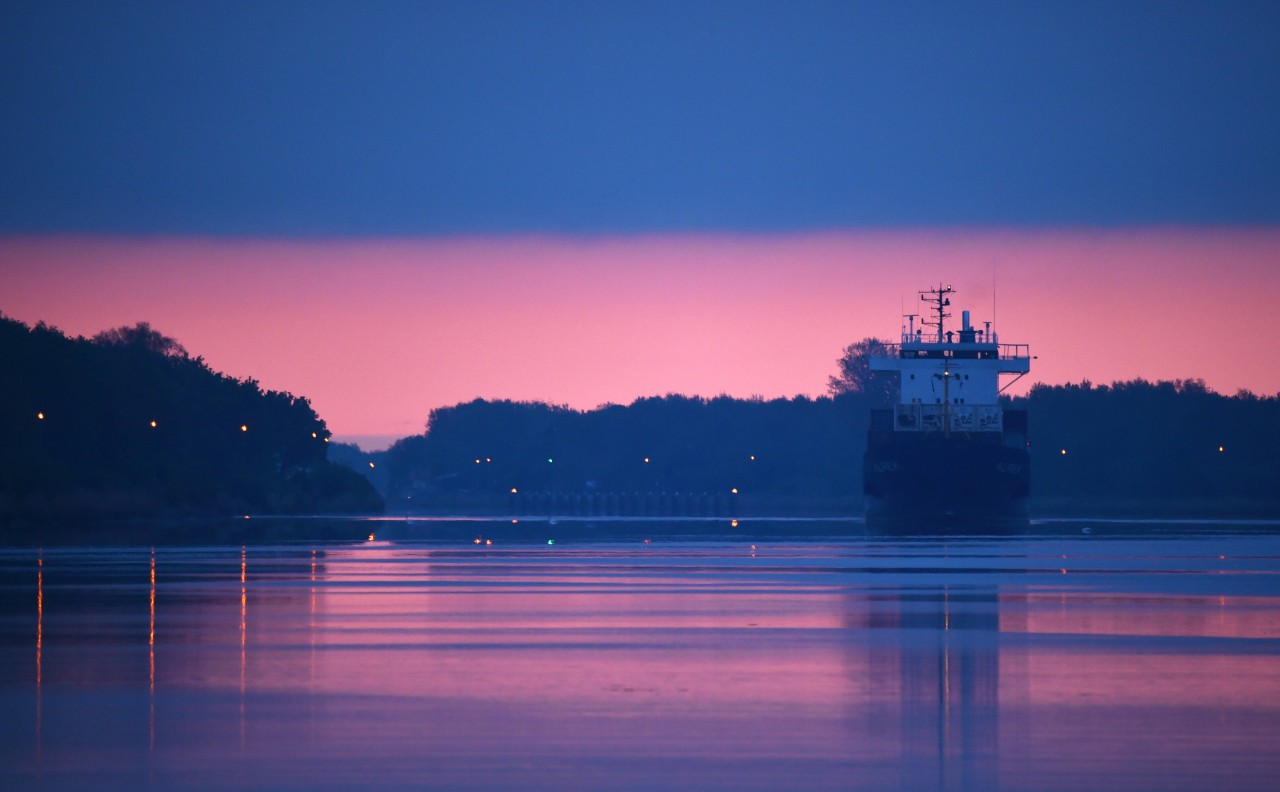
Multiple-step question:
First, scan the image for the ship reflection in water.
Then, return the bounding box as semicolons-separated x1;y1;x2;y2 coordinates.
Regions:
2;521;1280;791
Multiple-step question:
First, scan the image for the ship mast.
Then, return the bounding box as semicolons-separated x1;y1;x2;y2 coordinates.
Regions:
919;284;953;341
941;356;951;438
922;285;955;438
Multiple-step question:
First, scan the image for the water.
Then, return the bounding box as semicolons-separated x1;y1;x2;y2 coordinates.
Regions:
3;518;1279;791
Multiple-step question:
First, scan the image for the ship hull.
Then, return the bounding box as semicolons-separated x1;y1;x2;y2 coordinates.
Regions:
863;436;1029;532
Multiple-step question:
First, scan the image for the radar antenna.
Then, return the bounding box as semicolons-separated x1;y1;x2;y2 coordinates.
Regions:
901;312;919;340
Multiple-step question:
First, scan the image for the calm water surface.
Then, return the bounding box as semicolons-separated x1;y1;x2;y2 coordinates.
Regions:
2;518;1279;791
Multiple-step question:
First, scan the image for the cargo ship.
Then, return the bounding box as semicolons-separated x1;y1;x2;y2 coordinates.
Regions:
863;285;1031;530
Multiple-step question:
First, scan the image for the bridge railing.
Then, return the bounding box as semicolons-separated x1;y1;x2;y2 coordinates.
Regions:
892;403;1003;433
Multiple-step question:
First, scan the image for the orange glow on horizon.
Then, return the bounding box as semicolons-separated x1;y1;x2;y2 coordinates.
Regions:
4;229;1278;446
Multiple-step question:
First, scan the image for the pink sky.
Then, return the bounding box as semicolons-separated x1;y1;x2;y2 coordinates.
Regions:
3;229;1277;448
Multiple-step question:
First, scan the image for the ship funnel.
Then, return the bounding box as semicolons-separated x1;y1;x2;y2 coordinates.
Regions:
958;309;978;344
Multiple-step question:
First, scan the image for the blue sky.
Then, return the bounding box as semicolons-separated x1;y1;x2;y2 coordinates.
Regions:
4;0;1279;235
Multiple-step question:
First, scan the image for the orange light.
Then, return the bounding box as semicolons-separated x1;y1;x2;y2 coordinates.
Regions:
749;455;755;461
37;412;44;420
510;487;518;494
240;425;248;432
368;462;375;468
731;519;739;527
485;539;492;546
475;459;481;464
312;432;318;438
731;488;739;494
644;457;650;463
1219;446;1225;453
474;537;482;545
149;420;157;428
368;533;375;542
1060;449;1067;455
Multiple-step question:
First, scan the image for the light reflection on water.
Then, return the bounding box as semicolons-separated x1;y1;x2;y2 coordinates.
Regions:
1;521;1279;791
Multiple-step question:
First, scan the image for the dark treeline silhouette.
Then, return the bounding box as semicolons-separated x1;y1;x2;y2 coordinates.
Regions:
1012;379;1280;514
14;309;1271;522
374;394;869;515
2;315;381;522
362;380;1279;518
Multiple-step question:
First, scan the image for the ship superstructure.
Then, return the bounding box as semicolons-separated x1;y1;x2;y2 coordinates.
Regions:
863;285;1032;529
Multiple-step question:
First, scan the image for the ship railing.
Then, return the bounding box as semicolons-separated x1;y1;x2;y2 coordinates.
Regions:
882;339;1030;360
893;403;1003;433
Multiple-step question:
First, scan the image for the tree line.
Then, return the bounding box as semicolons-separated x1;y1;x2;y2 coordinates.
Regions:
368;394;869;514
1015;378;1280;513
352;363;1278;518
1;315;381;522
7;314;1275;522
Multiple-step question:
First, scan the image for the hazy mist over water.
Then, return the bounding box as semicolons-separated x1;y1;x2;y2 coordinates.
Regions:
2;519;1279;791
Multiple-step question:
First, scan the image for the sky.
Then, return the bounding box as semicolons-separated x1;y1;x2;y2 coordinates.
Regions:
3;2;1279;449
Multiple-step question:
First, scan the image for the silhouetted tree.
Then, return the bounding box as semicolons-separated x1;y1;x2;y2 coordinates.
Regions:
0;315;381;521
369;376;1280;518
92;321;188;357
377;393;867;511
828;338;895;407
1009;379;1280;513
